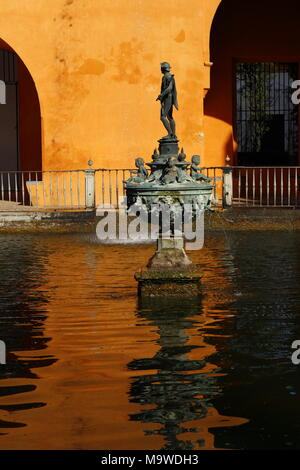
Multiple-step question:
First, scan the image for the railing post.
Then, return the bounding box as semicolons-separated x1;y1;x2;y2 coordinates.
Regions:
85;161;95;209
222;156;233;208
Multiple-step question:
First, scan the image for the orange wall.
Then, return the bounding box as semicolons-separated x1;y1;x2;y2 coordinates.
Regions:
0;0;222;171
205;0;300;167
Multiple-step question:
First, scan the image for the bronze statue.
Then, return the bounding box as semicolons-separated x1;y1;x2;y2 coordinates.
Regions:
161;156;180;184
190;155;212;183
156;62;178;140
177;148;194;183
127;157;148;183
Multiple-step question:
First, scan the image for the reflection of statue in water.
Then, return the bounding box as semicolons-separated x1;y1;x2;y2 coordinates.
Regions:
127;298;218;450
156;62;178;139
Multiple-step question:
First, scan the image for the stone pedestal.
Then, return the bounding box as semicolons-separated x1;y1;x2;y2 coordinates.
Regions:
147;237;192;268
135;267;201;297
158;137;179;157
135;236;201;297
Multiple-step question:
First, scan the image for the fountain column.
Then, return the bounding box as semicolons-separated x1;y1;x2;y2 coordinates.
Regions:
124;62;214;297
125;137;213;297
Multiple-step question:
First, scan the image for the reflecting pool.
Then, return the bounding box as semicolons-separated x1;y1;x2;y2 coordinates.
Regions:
0;231;299;450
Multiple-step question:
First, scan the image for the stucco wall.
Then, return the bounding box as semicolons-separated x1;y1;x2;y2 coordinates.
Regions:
205;0;300;168
0;0;221;170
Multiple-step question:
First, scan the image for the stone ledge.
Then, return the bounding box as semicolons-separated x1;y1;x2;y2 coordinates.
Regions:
135;268;201;281
205;209;300;231
135;267;201;297
0;210;96;232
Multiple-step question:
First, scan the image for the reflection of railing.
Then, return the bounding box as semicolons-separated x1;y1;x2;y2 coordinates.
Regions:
1;166;299;210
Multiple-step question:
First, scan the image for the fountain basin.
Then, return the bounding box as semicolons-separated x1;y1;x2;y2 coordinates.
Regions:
126;181;214;211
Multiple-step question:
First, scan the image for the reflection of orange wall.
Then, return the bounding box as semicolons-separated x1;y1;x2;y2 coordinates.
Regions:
0;243;161;450
0;236;244;450
205;0;300;168
0;0;223;171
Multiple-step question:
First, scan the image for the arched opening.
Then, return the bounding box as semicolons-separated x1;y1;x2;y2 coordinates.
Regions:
0;38;42;173
205;0;300;168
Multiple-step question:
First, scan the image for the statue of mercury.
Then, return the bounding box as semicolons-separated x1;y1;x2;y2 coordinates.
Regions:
156;62;178;139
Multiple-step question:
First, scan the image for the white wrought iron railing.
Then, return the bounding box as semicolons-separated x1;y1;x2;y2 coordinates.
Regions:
0;169;132;210
0;166;299;210
200;166;300;208
94;169;131;208
0;170;87;209
231;166;300;207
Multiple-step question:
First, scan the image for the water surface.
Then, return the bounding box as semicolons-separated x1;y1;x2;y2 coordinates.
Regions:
0;231;299;450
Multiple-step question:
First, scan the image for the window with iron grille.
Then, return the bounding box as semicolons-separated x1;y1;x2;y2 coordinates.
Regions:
236;62;298;166
0;49;17;83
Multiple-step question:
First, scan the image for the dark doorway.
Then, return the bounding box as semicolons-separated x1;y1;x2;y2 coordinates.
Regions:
0;42;42;205
236;62;298;166
0;50;18;171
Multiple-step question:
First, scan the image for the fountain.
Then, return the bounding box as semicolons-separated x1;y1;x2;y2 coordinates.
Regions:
124;62;214;297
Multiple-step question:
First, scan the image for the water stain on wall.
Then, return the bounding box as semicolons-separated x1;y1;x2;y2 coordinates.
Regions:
112;39;143;85
47;139;87;170
49;0;90;165
175;30;186;43
143;53;154;62
145;74;157;86
75;59;105;76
